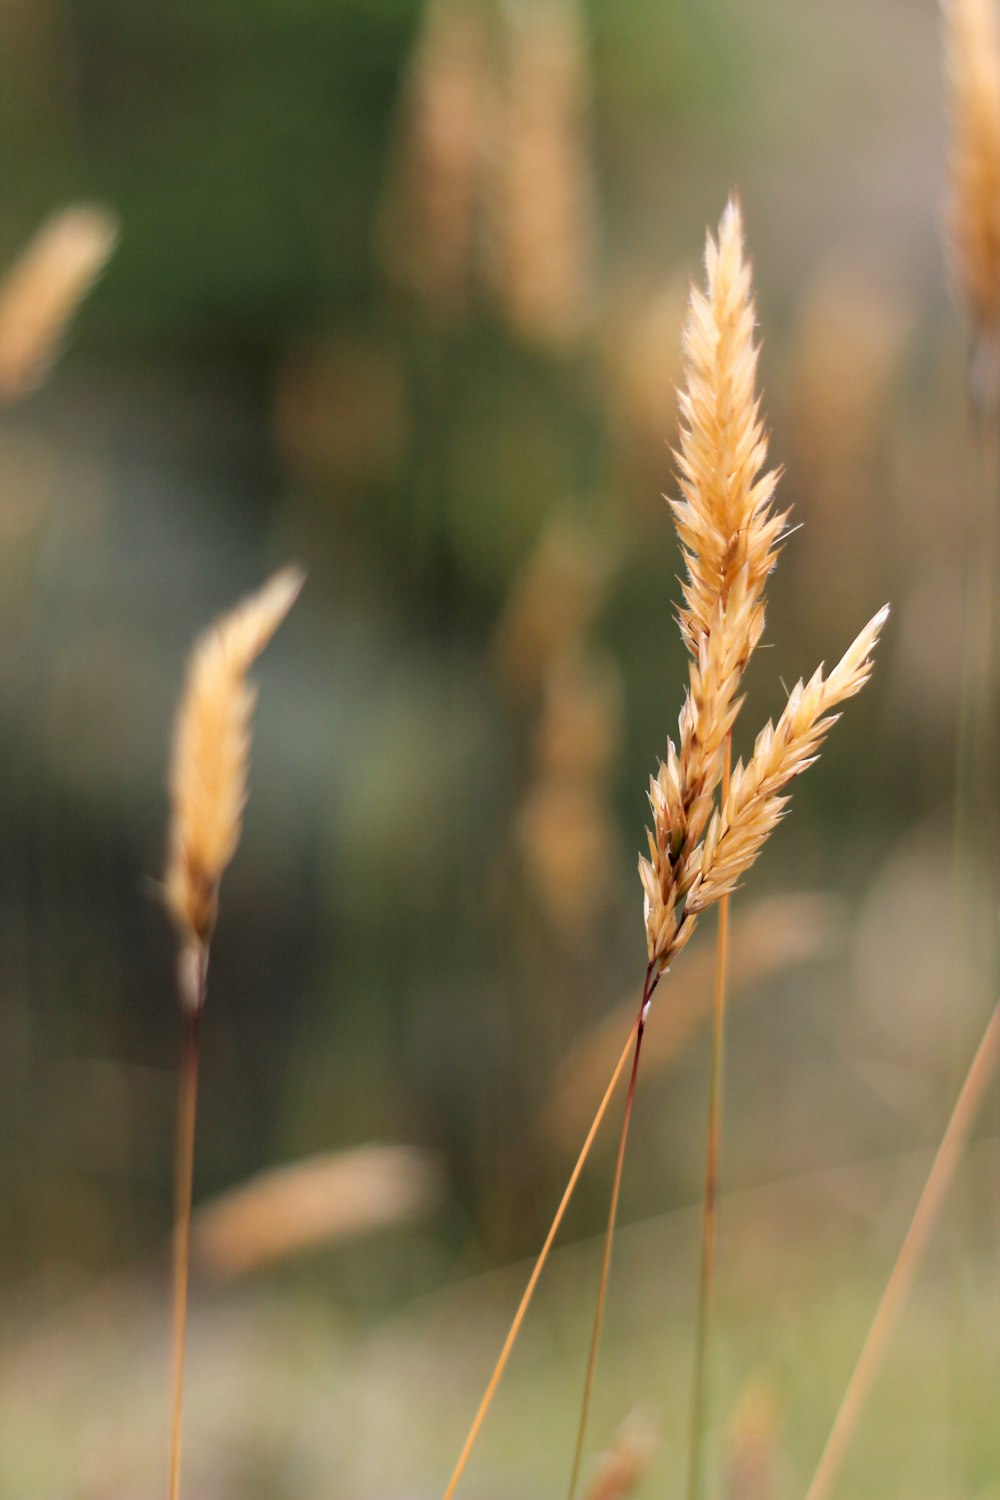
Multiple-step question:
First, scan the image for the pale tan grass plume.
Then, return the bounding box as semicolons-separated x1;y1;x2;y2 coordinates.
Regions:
378;0;489;317
164;564;302;1500
573;199;886;1499
164;564;304;999
488;0;594;345
192;1144;440;1278
442;199;887;1500
943;0;1000;405
942;0;1000;958
637;201;887;984
0;205;118;402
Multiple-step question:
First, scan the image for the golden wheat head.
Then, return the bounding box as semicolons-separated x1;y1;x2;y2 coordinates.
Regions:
164;566;304;1002
640;199;888;971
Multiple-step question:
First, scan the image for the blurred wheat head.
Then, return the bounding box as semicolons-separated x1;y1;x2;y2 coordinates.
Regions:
378;0;490;316
380;0;594;345
943;0;1000;406
164;566;304;1007
639;198;887;975
487;0;594;345
0;205;118;403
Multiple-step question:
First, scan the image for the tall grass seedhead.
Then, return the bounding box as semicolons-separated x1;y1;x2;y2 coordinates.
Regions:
164;565;302;1500
165;564;304;1002
944;0;1000;408
0;205;118;403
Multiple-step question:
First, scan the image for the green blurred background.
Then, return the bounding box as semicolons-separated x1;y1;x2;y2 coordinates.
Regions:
1;0;997;1496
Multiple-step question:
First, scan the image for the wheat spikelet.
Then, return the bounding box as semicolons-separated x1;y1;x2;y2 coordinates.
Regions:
691;606;887;911
164;567;304;997
0;205;118;403
639;200;887;972
672;199;785;662
664;201;786;881
943;0;1000;399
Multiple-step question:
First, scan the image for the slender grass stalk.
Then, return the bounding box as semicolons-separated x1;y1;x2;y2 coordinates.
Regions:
956;404;1000;882
803;1000;1000;1500
566;963;659;1500
685;733;732;1500
168;950;206;1500
441;1017;640;1500
162;568;301;1500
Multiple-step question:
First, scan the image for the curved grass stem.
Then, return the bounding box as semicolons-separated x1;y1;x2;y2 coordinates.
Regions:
168;954;206;1500
441;1015;641;1500
804;1001;1000;1500
566;963;659;1500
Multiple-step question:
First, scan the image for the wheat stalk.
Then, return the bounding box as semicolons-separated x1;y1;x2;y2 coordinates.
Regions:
568;199;888;1493
164;565;302;1500
440;199;886;1500
440;1015;641;1500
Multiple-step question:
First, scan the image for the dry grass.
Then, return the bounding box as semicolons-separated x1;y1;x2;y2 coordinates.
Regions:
378;0;489;317
543;892;843;1152
0;205;118;403
441;196;888;1500
943;0;1000;406
164;565;304;997
192;1144;441;1279
639;199;887;976
487;0;594;345
804;1001;1000;1500
164;566;302;1500
573;198;886;1498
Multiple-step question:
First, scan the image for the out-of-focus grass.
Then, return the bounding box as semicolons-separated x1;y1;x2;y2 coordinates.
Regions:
2;1139;997;1499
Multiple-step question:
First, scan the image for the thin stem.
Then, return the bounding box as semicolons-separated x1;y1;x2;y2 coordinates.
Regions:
441;1016;642;1500
686;734;732;1500
168;950;206;1500
804;1001;1000;1500
567;963;659;1500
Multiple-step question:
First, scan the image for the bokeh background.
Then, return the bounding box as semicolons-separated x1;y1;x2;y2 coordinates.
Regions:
1;0;998;1496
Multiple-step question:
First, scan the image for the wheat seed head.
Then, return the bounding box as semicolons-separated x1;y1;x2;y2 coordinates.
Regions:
640;199;888;971
943;0;1000;367
671;196;786;665
164;566;304;997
